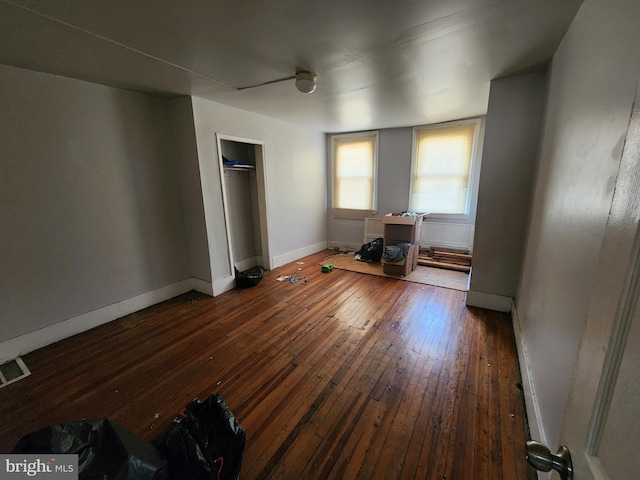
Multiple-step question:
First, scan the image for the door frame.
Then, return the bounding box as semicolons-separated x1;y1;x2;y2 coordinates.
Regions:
215;133;272;276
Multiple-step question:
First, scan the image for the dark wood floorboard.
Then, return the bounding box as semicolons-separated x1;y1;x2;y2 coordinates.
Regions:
0;250;535;479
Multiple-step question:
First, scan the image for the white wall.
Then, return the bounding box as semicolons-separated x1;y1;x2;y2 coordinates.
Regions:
468;71;547;311
516;0;640;447
189;97;327;290
0;64;191;346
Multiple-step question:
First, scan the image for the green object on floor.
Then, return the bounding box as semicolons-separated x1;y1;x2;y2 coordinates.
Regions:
322;263;334;272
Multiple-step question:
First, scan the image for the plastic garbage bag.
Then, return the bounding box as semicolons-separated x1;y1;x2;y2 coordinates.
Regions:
153;394;245;480
383;242;413;262
12;418;168;480
355;237;384;263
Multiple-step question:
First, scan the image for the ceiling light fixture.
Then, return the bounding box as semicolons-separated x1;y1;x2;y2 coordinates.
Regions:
237;70;317;94
295;71;317;94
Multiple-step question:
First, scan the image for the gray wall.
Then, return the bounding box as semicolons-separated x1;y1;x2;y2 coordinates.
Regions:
0;64;190;343
469;71;547;300
0;65;328;349
517;0;640;447
376;128;414;217
169;97;211;282
190;96;327;289
327;128;412;247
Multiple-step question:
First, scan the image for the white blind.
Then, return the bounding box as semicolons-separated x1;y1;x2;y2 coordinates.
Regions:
411;124;476;214
333;135;376;211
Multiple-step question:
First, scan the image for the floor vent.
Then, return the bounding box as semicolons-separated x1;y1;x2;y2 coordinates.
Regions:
0;357;31;388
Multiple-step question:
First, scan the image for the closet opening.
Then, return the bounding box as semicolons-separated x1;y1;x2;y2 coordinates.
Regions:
216;134;271;278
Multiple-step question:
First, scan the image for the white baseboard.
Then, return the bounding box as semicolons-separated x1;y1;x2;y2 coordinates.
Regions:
512;302;549;480
0;277;211;363
465;289;512;312
511;301;547;449
272;241;328;268
213;275;236;296
234;256;261;273
191;277;214;296
327;241;362;252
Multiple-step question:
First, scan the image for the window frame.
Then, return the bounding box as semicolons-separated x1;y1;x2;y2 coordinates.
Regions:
330;130;380;219
409;118;483;221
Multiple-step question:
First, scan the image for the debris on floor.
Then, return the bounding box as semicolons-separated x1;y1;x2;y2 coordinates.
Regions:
418;246;472;273
276;274;307;284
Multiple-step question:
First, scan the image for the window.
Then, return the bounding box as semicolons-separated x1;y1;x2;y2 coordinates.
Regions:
331;131;379;218
410;120;480;216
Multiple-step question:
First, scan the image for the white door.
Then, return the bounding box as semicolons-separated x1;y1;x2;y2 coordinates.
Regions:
537;78;640;479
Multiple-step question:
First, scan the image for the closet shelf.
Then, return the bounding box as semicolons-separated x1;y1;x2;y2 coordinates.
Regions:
224;165;256;171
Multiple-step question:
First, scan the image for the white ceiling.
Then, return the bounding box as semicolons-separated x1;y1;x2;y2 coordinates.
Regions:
0;0;583;133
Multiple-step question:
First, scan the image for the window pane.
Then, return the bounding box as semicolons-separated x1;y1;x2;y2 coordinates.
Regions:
333;135;377;211
411;124;475;214
335;177;372;209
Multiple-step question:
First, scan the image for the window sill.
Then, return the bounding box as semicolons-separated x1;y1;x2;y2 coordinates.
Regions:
332;208;376;220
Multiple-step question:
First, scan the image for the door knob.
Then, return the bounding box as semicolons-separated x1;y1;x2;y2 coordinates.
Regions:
526;440;573;480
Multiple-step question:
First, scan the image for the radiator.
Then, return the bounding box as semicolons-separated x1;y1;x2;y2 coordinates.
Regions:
364;218;475;253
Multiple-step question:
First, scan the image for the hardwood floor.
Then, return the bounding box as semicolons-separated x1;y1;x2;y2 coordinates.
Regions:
0;250;535;479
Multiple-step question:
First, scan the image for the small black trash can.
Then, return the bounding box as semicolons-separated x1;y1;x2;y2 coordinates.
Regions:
234;266;264;289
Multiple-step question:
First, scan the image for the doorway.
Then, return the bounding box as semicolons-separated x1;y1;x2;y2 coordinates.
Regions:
216;134;271;277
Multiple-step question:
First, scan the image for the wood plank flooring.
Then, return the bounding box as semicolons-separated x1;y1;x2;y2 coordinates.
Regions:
0;250;535;479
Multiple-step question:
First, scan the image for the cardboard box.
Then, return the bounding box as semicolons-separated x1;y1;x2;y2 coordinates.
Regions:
383;245;416;276
382;213;423;271
382;212;421;226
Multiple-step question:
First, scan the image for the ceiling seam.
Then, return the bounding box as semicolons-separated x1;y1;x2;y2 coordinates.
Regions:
2;0;236;90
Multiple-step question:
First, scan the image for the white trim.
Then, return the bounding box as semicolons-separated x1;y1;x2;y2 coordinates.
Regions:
330;130;379;216
213;275;236;296
216;134;272;278
191;277;214;296
327;241;362;252
272;241;328;269
409;118;483;221
234;256;262;273
511;301;547;445
216;134;241;278
465;289;512;312
0;278;210;363
512;301;550;480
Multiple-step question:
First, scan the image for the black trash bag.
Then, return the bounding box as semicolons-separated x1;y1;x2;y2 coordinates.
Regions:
234;266;264;288
12;418;168;480
153;394;245;480
355;237;384;263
